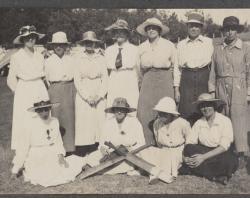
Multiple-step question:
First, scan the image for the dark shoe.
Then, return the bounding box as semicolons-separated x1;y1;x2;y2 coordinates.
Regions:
213;176;229;185
149;175;160;185
238;156;247;169
178;165;191;175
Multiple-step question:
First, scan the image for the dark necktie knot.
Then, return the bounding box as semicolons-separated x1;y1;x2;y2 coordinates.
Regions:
115;48;123;69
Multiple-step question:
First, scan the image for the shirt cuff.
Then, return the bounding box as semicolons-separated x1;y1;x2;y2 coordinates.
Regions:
219;139;231;151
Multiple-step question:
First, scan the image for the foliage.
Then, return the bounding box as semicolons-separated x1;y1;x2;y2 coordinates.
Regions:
0;8;226;47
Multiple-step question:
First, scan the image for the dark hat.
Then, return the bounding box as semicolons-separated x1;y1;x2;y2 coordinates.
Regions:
105;97;136;113
186;11;204;25
221;16;244;32
13;25;45;45
105;19;130;33
28;100;59;112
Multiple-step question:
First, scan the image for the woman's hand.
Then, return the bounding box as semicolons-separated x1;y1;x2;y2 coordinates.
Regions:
58;154;69;168
185;154;206;168
174;86;180;103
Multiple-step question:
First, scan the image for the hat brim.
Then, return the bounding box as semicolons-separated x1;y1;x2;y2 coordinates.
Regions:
47;41;71;45
153;108;180;116
186;20;204;25
27;102;60;112
220;24;244;33
104;25;130;32
136;21;169;36
13;32;45;45
105;106;136;113
78;39;102;44
193;99;226;107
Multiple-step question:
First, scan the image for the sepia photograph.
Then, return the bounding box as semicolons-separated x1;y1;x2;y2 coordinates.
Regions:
1;1;250;194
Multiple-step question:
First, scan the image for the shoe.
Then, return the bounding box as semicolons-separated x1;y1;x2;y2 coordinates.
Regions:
149;175;160;185
213;176;229;185
238;156;247;170
82;164;92;171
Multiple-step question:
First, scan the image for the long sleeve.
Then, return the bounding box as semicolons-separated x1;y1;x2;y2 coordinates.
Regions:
131;119;146;150
73;62;90;101
98;58;108;98
7;55;18;92
172;45;181;87
12;125;31;174
244;44;250;94
208;53;216;93
53;119;66;156
185;121;199;145
182;121;192;141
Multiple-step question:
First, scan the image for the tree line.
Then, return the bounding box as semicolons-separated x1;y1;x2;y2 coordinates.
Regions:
0;8;249;48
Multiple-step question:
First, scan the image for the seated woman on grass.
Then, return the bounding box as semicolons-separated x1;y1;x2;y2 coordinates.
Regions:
11;100;86;187
181;93;239;185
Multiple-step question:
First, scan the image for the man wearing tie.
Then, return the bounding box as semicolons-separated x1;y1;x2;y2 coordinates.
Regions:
104;19;140;111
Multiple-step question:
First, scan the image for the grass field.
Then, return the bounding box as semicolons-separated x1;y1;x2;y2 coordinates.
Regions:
1;77;250;194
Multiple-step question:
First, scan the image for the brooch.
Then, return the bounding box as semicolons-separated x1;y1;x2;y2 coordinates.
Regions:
46;129;51;140
120;131;126;135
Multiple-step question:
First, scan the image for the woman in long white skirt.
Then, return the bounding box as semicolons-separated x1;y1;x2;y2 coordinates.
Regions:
74;31;108;156
7;25;49;151
11;100;85;187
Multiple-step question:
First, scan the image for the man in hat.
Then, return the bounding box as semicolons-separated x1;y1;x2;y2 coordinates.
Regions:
74;31;108;157
138;96;191;184
177;11;214;125
84;97;145;176
209;16;250;168
104;19;140;111
182;93;238;185
45;32;76;156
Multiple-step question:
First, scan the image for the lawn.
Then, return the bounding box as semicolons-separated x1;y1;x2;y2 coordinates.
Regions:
0;77;250;194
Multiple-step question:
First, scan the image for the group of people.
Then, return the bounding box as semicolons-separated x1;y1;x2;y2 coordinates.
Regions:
6;11;250;187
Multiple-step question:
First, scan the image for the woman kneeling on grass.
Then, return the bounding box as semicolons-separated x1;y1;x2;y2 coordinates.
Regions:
11;100;86;187
181;93;239;185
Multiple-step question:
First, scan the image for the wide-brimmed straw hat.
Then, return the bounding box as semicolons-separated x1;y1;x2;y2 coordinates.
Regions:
78;31;101;44
105;19;130;33
221;16;244;33
153;97;180;115
13;25;45;45
136;17;169;36
47;31;70;44
193;93;225;108
105;97;136;113
186;11;204;25
28;100;60;112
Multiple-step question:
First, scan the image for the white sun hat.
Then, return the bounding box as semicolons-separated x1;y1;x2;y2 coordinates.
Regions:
136;17;169;36
153;97;179;115
48;31;71;44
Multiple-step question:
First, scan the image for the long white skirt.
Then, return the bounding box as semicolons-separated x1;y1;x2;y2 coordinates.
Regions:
11;79;49;150
75;93;106;146
138;145;184;177
24;145;85;187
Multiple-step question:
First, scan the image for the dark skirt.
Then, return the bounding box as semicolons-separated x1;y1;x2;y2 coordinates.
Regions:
181;144;238;180
48;81;76;152
178;66;210;124
137;68;174;145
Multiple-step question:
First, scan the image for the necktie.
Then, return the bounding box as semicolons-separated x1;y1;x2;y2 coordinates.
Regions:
115;48;123;69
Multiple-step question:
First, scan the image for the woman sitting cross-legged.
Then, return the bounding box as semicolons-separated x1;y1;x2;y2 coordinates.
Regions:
181;93;239;185
11;100;86;187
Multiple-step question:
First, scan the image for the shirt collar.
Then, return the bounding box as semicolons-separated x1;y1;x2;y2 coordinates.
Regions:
186;35;204;43
223;38;242;49
200;112;220;127
115;40;129;49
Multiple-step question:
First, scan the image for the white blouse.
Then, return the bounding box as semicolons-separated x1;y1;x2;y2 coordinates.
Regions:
45;53;75;82
7;48;45;92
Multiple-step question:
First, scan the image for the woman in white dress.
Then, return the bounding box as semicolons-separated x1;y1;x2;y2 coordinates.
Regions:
104;19;140;110
7;25;49;151
11;100;85;187
74;31;108;156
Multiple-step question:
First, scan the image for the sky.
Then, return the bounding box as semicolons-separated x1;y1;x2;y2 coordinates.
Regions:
161;9;250;25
